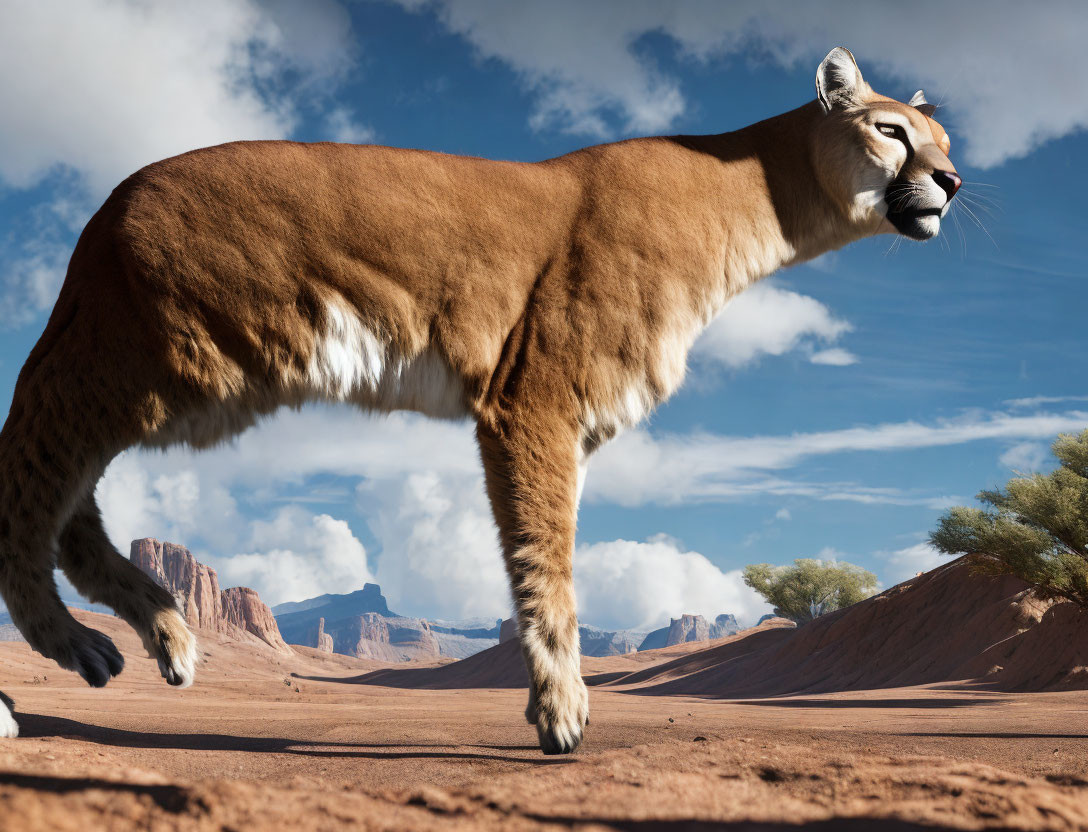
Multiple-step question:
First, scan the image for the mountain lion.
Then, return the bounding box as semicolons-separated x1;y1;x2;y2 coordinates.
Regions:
0;48;959;753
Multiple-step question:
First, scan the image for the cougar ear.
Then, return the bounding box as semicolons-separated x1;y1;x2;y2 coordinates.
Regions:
909;90;937;117
816;47;865;113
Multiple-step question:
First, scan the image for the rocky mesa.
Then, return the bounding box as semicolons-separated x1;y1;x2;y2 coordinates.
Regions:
274;587;498;661
130;538;291;653
638;612;740;651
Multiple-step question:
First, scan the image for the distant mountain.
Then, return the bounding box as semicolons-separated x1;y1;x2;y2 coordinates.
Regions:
275;588;746;663
271;584;391;618
310;611;442;662
430;632;499;659
638;627;667;651
275;584;396;647
579;625;646;657
712;614;741;638
498;616;736;658
274;587;498;661
428;617;503;640
638;613;740;651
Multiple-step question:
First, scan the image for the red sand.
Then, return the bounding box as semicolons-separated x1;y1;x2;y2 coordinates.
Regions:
591;560;1088;697
1;561;1088;829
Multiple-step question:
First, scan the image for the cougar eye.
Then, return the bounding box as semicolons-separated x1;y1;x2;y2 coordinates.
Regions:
876;123;904;140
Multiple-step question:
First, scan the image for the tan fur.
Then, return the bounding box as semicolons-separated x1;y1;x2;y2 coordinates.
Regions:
0;49;958;752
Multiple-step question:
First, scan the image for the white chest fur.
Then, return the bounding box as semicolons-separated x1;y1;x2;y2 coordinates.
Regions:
307;295;468;420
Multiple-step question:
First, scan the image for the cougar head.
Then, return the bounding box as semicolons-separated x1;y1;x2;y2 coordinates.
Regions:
812;47;960;241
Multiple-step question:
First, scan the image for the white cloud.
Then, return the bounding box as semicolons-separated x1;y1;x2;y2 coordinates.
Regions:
97;455;211;549
400;0;1088;168
775;508;791;521
361;471;510;621
324;107;377;144
0;242;70;327
0;0;332;193
694;282;853;369
100;408;481;492
810;348;859;367
217;507;373;606
95;413;491;612
1005;395;1088;410
877;541;944;587
999;441;1050;473
94;409;778;627
402;0;685;136
588;409;1088;506
575;535;771;630
98;404;1088;539
0;0;358;323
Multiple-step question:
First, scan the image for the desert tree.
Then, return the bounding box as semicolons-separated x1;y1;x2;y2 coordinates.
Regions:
931;430;1088;607
742;558;879;623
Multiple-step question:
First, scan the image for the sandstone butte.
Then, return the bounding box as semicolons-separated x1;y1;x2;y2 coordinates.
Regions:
129;538;292;653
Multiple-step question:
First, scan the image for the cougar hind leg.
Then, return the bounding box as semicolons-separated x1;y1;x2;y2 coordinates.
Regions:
0;499;125;691
0;403;126;691
58;496;198;687
0;294;159;701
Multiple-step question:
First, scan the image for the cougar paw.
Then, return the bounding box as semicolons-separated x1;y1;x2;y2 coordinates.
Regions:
534;678;590;755
526;698;589;728
148;608;198;688
66;625;124;687
0;692;18;739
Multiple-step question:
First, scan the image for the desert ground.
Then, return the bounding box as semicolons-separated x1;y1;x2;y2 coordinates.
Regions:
2;562;1088;831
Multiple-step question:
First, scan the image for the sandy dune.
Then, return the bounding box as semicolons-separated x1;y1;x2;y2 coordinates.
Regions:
2;562;1088;829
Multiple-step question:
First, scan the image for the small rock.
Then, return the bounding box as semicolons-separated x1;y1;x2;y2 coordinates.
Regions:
667;717;675;723
693;736;708;742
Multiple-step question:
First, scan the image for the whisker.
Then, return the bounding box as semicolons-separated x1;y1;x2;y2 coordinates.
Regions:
958;187;1002;205
957;194;1000;218
958;192;1002;209
958;202;999;250
951;203;967;258
938;221;950;254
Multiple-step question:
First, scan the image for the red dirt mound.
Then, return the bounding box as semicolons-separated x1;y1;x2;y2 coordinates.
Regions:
329;636;529;689
594;558;1088;697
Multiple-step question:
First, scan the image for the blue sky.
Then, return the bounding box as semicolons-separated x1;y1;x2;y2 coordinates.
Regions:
0;1;1086;629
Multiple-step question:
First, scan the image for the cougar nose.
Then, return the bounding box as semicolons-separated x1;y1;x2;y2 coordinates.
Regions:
932;170;962;201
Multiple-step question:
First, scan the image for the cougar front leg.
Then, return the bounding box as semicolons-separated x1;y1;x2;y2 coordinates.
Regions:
477;415;589;754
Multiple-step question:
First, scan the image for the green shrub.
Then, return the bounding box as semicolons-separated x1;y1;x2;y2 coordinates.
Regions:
931;430;1088;606
743;558;879;623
